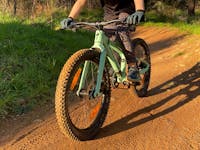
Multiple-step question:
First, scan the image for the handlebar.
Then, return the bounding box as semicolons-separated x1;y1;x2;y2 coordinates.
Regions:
62;19;136;32
72;19;125;27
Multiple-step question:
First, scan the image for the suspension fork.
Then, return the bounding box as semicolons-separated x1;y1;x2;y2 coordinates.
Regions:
77;30;108;98
76;60;90;96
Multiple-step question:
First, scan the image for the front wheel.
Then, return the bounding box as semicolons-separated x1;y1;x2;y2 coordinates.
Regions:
55;49;111;141
130;38;151;97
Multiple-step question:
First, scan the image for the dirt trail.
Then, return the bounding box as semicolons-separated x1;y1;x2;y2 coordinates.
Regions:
1;26;200;150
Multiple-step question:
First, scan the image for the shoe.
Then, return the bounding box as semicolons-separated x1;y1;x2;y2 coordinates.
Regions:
127;66;140;82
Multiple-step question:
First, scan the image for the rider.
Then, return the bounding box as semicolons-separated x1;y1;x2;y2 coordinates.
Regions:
61;0;145;82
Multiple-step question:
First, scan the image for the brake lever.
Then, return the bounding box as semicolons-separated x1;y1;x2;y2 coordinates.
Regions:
59;22;77;32
120;17;136;32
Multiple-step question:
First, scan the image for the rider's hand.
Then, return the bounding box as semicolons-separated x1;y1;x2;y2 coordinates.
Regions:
61;17;74;29
126;10;145;25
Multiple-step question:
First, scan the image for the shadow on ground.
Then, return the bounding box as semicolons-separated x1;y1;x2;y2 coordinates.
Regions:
98;62;200;139
148;34;187;52
133;27;188;53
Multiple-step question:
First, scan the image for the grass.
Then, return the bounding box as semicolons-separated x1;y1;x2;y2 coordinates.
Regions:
0;11;95;117
145;9;200;35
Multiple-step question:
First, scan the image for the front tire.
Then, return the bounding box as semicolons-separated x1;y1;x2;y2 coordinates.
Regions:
55;49;111;141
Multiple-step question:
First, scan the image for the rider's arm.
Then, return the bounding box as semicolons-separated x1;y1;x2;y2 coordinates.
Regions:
133;0;145;11
68;0;87;19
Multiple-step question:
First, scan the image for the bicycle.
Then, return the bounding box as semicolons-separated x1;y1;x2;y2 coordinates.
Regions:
55;19;151;141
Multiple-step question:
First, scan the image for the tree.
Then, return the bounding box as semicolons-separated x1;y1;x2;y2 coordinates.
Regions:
13;0;17;15
188;0;196;16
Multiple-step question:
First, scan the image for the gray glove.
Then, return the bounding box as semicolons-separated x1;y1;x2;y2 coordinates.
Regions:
61;17;74;29
126;10;145;25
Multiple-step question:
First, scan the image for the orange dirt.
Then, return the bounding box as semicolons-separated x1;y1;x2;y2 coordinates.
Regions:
1;26;200;150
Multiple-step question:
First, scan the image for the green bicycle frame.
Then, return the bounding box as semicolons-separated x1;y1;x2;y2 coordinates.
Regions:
77;29;127;98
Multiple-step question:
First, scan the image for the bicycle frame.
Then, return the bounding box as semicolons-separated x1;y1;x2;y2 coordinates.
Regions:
77;29;127;98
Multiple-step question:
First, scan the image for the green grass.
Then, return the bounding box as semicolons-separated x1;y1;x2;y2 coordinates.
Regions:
49;8;103;30
145;10;200;35
0;12;95;117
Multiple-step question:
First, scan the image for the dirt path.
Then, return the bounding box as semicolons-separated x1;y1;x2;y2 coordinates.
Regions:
1;26;200;150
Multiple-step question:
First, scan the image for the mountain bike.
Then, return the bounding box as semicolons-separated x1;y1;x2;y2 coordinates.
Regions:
55;20;151;141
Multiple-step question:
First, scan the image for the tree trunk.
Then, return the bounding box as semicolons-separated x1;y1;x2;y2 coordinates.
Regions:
13;0;17;15
31;0;36;18
188;0;196;16
7;0;11;7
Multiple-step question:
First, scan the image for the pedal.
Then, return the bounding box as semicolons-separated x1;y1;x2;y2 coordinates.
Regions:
132;81;141;86
123;81;131;88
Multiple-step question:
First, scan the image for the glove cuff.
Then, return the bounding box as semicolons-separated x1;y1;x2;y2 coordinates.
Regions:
136;9;145;13
68;16;74;21
68;17;74;21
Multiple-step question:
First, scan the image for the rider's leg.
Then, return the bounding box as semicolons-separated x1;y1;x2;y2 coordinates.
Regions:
103;21;121;68
118;12;140;82
103;12;140;82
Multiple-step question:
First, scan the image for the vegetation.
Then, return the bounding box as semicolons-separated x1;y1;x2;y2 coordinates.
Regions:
0;1;199;18
0;11;95;117
146;8;200;34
